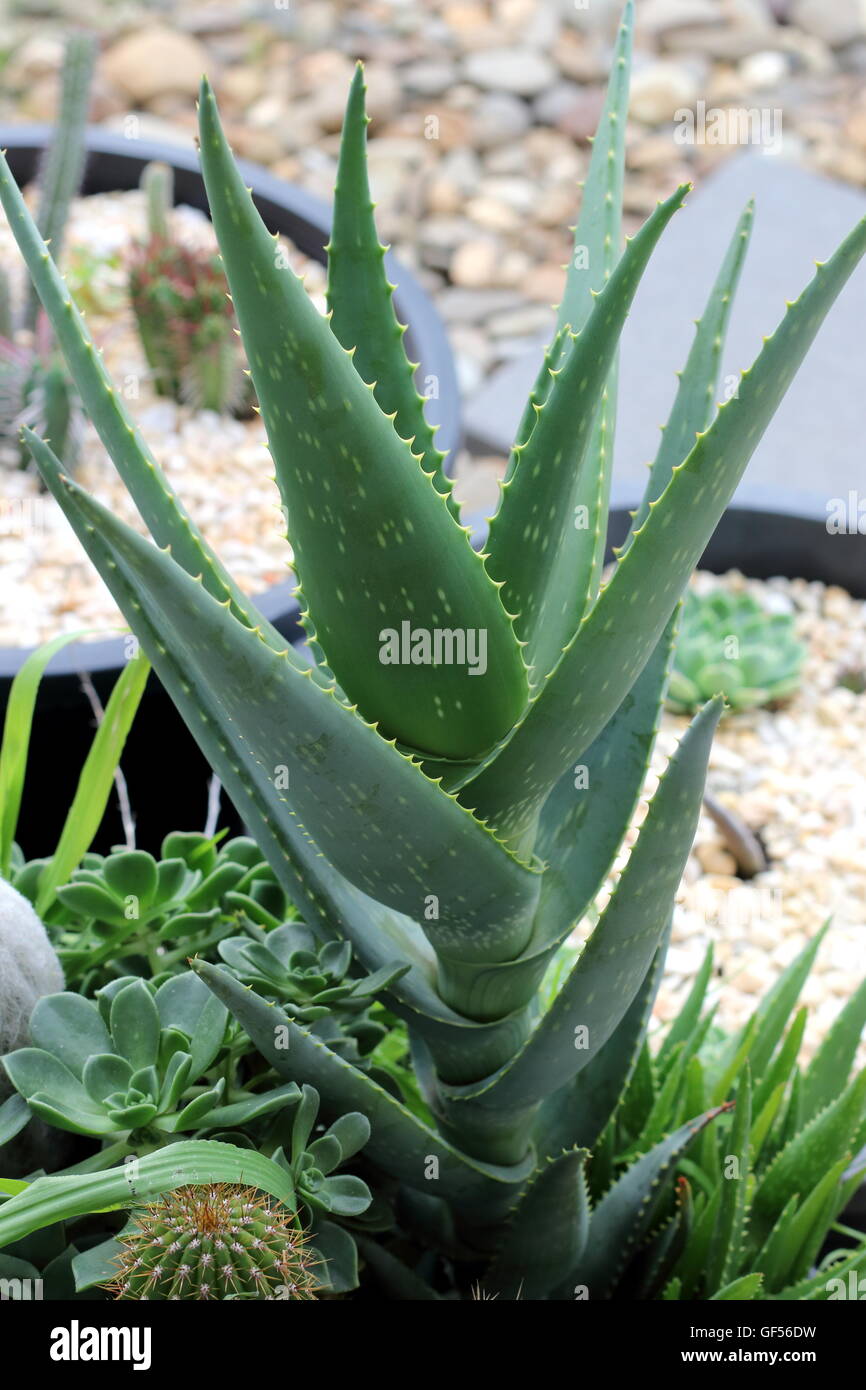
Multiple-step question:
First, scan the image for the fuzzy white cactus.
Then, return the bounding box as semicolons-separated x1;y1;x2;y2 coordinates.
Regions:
0;877;64;1090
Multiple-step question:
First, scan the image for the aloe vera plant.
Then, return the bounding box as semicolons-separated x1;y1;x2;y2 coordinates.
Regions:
2;1;866;1298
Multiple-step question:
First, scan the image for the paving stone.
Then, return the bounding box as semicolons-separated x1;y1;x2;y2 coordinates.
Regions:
464;153;866;513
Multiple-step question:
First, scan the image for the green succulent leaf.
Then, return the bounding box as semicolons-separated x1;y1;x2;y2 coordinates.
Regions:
705;1064;752;1294
0;1141;296;1248
27;446;540;967
534;927;668;1157
109;980;160;1073
448;698;720;1112
460;210;866;841
189;959;535;1221
486;186;687;683
483;1148;590;1300
327;64;452;505
534;607;678;936
198;78;527;759
0;172;283;654
28;993;111;1079
628;200;753;539
752;1068;866;1240
802;974;866;1122
710;1273;762;1300
574;1108;727;1299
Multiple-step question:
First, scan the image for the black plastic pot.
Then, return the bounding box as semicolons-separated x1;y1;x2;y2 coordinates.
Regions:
0;126;462;856
605;482;865;599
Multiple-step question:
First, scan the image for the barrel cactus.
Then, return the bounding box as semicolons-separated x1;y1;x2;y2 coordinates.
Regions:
106;1184;318;1300
667;588;804;714
2;0;865;1298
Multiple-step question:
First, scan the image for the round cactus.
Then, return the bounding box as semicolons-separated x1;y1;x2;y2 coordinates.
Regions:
106;1185;319;1300
667;588;804;715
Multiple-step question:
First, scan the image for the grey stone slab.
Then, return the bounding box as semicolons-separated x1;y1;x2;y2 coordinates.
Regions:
463;154;866;514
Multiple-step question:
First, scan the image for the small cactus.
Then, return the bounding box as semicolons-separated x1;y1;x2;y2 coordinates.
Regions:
667;588;805;715
0;33;92;472
26;33;95;330
0;317;81;469
128;163;248;414
106;1184;319;1300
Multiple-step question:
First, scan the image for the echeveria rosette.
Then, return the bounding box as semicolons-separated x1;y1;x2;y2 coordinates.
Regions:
217;921;408;1061
667;589;805;715
16;835;291;992
1;971;295;1140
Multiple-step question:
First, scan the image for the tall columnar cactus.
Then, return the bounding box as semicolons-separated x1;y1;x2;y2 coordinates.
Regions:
128;162;247;414
0;33;92;470
26;32;95;331
2;1;866;1298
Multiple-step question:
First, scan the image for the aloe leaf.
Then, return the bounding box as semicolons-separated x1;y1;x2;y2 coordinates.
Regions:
752;1068;866;1240
710;1273;762;1300
713;925;828;1090
547;0;633;604
630;1039;692;1155
35;652;150;915
534;928;668;1157
705;1064;752;1293
482;1148;590;1300
0;630;92;877
486;187;688;684
751;1081;786;1161
533;589;679;937
449;699;720;1112
657;945;714;1067
501;1;631;475
0;173;282;655
779;1160;849;1289
432;599;675;1020
197;79;527;760
0;1141;296;1248
752;1006;806;1117
745;925;829;1078
773;1245;866;1301
355;1235;441;1299
574;1108;726;1299
24;451;541;967
461;212;866;840
189;959;535;1221
557;3;632;335
327;64;453;505
627;200;753;541
802;975;866;1122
